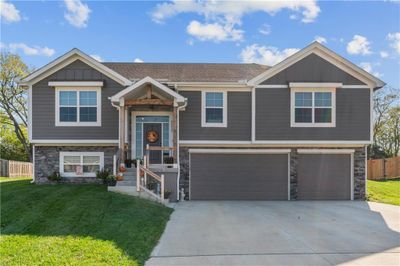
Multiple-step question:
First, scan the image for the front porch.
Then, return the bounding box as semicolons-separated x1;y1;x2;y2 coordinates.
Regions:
109;77;186;203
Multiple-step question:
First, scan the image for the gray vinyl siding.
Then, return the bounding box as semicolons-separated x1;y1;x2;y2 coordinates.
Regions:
190;153;288;200
179;91;251;140
255;88;370;140
297;154;351;200
32;60;124;140
261;54;366;85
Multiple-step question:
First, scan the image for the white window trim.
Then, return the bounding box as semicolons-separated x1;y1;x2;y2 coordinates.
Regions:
201;90;227;128
59;151;104;177
55;87;102;127
290;87;336;128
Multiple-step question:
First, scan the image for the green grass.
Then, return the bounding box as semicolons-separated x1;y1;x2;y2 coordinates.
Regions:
0;178;173;265
367;178;400;206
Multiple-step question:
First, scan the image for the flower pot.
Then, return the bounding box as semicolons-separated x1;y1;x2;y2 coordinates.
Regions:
116;174;124;181
119;163;126;172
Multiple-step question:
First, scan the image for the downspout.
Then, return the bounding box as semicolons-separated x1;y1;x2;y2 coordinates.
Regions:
175;84;188;201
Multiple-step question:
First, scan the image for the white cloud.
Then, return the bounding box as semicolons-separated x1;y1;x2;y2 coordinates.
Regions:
360;62;383;78
134;58;144;63
187;20;243;42
0;0;21;23
90;54;103;62
314;35;327;44
346;35;372;55
380;51;389;58
151;1;320;42
240;44;299;66
259;24;271;35
2;43;55;56
387;32;400;55
64;0;91;28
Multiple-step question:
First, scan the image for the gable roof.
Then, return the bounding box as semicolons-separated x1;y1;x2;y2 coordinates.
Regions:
19;48;132;86
248;42;386;89
103;62;269;83
111;76;186;103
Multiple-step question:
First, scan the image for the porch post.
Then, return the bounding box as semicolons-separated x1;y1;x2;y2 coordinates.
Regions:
119;102;126;162
172;104;177;163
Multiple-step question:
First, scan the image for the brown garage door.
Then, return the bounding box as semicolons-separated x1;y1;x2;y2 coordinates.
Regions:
298;154;351;200
190;153;288;200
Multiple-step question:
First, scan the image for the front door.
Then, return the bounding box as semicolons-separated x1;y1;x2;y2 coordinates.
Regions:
143;123;162;164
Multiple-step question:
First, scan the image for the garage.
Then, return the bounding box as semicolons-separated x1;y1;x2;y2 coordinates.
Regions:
189;150;290;200
297;150;354;200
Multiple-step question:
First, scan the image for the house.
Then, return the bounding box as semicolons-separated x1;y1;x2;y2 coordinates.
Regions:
19;42;385;202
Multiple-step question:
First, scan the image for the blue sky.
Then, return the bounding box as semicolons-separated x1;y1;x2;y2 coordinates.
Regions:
1;0;399;88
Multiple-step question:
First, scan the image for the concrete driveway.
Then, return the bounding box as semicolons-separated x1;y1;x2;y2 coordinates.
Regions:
147;201;400;265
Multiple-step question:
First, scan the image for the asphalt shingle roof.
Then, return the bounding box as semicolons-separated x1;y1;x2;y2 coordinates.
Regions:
102;62;269;82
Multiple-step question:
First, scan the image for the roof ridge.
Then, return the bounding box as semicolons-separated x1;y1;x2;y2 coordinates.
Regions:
103;62;269;66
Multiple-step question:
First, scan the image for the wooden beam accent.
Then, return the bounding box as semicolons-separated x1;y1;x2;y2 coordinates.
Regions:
119;106;126;162
146;84;152;99
172;106;177;163
146;146;176;151
124;98;174;106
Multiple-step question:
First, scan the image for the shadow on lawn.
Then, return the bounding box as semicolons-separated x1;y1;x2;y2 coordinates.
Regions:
1;180;173;265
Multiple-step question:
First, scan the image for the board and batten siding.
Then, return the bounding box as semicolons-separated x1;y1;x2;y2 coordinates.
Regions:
31;60;124;140
255;87;370;140
260;54;366;85
179;91;251;140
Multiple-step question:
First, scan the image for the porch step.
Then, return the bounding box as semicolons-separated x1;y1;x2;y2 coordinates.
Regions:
108;185;167;205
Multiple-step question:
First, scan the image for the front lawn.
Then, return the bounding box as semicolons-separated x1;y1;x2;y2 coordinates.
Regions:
367;178;400;206
0;178;172;265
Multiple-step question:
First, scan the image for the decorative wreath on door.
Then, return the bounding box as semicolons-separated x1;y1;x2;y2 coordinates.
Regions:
147;130;159;143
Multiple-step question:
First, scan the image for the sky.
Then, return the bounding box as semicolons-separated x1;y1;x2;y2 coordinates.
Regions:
1;0;399;89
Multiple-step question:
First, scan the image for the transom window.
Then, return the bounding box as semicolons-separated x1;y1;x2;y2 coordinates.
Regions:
60;152;104;177
201;91;227;127
56;88;101;126
291;88;335;127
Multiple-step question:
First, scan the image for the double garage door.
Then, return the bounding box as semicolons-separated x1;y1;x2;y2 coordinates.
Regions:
189;150;352;200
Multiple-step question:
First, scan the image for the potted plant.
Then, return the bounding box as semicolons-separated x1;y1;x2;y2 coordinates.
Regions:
163;156;174;168
164;190;172;203
116;173;124;181
124;159;132;168
133;158;142;168
119;163;126;173
47;171;61;182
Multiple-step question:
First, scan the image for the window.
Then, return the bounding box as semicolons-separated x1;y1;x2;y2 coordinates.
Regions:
60;152;103;177
201;91;227;127
56;88;101;126
291;88;335;127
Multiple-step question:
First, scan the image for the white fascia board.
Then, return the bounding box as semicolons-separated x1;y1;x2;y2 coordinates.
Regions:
179;140;252;144
253;140;372;145
289;82;342;88
20;48;131;86
49;81;104;87
189;149;291;154
248;42;385;88
297;149;355;154
31;139;119;144
111;76;186;103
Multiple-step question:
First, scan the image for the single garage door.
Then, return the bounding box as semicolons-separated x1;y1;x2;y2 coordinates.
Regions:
190;152;289;200
298;154;352;200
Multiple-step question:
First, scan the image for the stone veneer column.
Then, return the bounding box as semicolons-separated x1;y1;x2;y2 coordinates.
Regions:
289;148;299;200
353;147;366;200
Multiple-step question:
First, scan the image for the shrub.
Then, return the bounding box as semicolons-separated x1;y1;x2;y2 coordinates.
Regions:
104;175;117;186
163;156;174;164
47;171;61;182
96;169;111;180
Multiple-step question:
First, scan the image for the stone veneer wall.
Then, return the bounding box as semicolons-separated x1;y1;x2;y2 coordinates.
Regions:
34;146;118;184
179;146;366;200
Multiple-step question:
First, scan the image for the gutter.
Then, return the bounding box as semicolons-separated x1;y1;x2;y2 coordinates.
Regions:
175;83;188;201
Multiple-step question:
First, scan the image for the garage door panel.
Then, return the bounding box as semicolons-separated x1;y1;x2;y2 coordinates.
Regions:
298;154;351;200
190;153;288;200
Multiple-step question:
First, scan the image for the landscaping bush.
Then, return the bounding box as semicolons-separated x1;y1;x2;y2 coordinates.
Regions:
96;169;116;185
47;171;61;182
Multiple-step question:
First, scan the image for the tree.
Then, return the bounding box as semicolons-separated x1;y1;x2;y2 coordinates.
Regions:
0;111;29;161
0;53;32;161
372;86;400;158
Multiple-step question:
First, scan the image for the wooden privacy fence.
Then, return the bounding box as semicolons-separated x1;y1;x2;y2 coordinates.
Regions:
367;157;400;180
0;159;33;178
